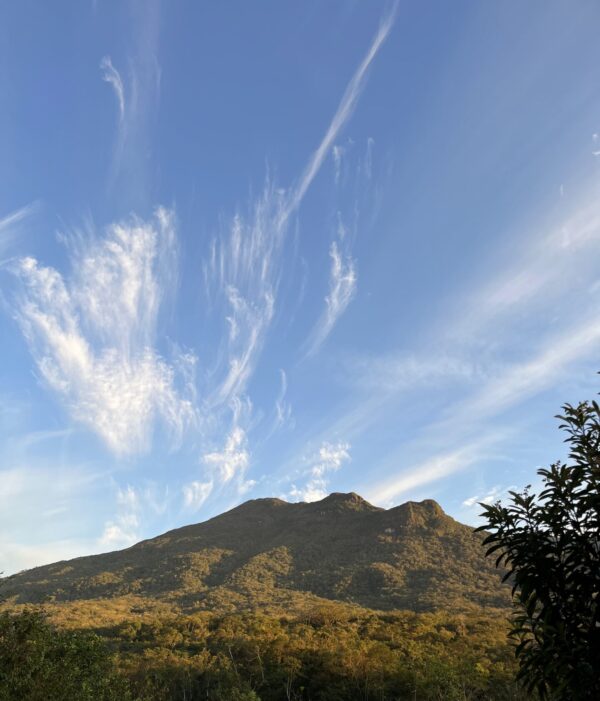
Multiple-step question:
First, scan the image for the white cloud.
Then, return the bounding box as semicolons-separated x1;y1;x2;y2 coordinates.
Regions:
289;440;351;502
101;5;161;191
99;484;140;548
0;538;100;575
182;480;213;511
0;202;39;262
306;179;600;506
284;3;397;220
274;368;292;428
14;209;195;456
306;235;357;356
367;442;486;507
344;353;486;392
365;137;374;179
332;144;344;185
204;184;282;410
449;315;600;427
0;462;106;574
363;314;600;507
455;192;600;336
203;5;395;401
203;426;249;484
462;485;508;508
100;55;125;122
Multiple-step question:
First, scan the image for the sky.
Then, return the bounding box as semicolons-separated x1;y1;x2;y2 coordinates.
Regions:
1;1;600;575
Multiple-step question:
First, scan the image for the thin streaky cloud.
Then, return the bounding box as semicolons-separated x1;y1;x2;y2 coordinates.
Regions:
305;237;357;357
0;202;39;259
288;440;351;502
452;191;600;339
100;56;125;122
182;480;213;511
297;188;600;504
0;202;39;233
275;368;292;428
100;484;140;547
282;2;397;223
452;315;600;424
204;7;395;410
366;442;486;506
332;145;344;185
365;137;375;179
365;314;600;506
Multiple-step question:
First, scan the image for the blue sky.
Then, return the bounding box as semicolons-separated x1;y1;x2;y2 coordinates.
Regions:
1;1;600;575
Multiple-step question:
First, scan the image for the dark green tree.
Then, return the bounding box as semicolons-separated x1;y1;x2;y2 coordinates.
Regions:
0;609;131;700
478;396;600;700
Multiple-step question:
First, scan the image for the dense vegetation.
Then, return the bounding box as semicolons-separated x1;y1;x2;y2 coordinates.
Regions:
479;397;600;700
3;392;598;699
1;605;528;700
0;609;129;700
0;494;509;614
0;492;519;698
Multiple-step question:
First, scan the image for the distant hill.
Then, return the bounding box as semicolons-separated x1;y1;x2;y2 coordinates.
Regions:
0;493;510;614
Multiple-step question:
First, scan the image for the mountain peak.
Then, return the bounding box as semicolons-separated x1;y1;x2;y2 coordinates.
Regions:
314;492;380;511
0;491;510;614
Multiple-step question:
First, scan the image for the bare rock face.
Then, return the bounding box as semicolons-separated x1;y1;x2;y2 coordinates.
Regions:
0;493;509;614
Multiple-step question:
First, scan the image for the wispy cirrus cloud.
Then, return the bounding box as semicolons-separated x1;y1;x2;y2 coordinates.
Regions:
274;369;292;430
332;144;345;185
462;484;513;508
100;56;125;122
14;208;195;456
343;352;487;393
288;440;351;502
99;1;161;199
283;2;397;221
204;183;283;409
201;6;396;465
306;216;357;356
182;480;213;511
0;461;106;574
314;184;600;507
182;396;255;509
366;441;488;507
362;313;600;507
100;484;140;547
453;190;600;340
0;202;39;262
203;426;250;485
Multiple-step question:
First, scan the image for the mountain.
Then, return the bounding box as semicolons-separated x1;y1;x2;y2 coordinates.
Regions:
0;493;510;614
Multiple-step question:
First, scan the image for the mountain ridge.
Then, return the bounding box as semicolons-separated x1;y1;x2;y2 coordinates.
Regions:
0;493;509;614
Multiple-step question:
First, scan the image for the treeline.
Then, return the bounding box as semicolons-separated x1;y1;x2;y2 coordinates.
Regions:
0;606;530;700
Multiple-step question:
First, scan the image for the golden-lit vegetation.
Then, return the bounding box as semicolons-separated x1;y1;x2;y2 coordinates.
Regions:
1;605;527;700
0;494;510;614
0;494;522;699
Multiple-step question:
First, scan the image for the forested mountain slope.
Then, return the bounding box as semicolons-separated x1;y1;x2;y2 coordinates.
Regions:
0;492;509;613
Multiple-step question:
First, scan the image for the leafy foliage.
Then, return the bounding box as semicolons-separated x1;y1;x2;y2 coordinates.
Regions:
478;398;600;699
0;609;130;700
7;605;529;700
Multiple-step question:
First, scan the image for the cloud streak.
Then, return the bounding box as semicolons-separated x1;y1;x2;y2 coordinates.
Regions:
366;441;486;506
100;56;125;122
203;6;396;418
289;441;351;502
0;202;39;261
306;235;357;356
100;484;140;547
14;209;195;456
283;3;397;221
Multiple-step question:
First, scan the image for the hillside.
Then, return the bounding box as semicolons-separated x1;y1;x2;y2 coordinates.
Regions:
0;492;510;614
